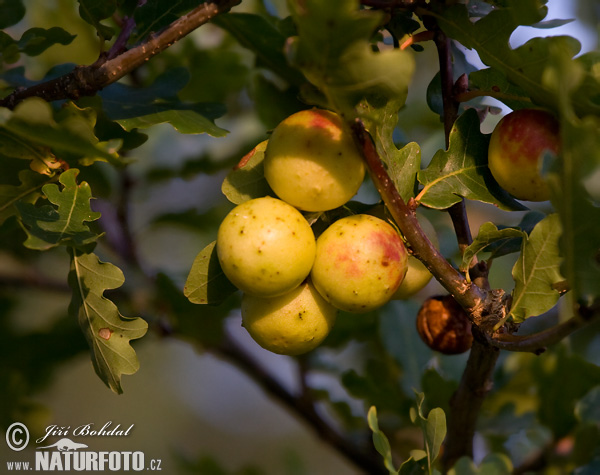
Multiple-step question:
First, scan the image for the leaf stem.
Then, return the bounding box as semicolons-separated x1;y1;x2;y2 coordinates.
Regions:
106;0;147;60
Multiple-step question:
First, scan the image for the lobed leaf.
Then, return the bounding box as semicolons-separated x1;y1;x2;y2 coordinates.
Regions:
0;170;51;225
417;109;526;211
468;68;533;111
68;249;148;394
0;98;117;171
287;0;415;116
0;128;61;175
431;0;595;115
358;99;421;202
510;214;564;323
17;169;102;250
184;241;238;305
461;222;525;272
0;27;75;64
484;212;545;261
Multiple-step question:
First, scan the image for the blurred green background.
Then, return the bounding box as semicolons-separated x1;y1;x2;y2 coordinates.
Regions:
1;0;598;473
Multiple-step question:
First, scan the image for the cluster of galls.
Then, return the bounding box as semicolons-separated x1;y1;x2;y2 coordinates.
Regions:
216;109;425;355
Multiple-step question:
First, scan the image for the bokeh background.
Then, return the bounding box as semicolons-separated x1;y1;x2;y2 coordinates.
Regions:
1;0;598;473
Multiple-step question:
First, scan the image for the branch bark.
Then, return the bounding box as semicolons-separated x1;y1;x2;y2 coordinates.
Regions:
350;121;486;313
441;336;500;470
488;301;600;353
0;0;242;110
429;24;499;472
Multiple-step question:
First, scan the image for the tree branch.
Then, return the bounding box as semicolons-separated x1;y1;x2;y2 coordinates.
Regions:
432;29;476;257
212;333;386;475
427;24;501;472
441;335;500;471
350;120;486;313
0;0;242;110
488;301;600;353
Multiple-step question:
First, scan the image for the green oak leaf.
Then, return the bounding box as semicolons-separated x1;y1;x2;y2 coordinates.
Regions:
0;0;25;29
0;128;61;175
468;68;533;111
544;48;600;306
18;27;76;56
77;0;116;40
417;109;526;211
461;222;525;272
510;214;564;323
1;27;75;64
431;0;597;115
0;170;51;225
287;0;415;116
358;99;421;202
99;68;228;136
16;169;102;250
184;241;238;305
484;212;545;261
68;248;148;394
367;406;398;474
221;140;274;205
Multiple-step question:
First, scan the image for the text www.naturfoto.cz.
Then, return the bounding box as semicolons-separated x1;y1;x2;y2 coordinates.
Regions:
6;461;29;470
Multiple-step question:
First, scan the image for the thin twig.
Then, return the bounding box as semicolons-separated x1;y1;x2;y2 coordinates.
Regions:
399;30;435;50
213;333;386;474
0;0;242;110
488;302;600;353
106;1;147;60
